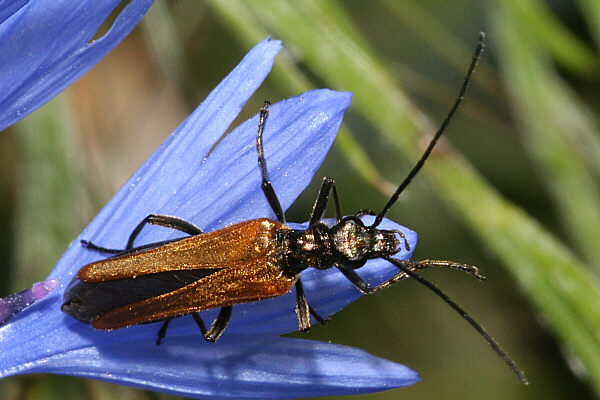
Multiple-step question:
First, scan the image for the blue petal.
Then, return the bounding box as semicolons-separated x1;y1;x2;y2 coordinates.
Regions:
0;0;153;131
0;38;419;397
0;279;58;325
0;1;27;25
10;334;418;399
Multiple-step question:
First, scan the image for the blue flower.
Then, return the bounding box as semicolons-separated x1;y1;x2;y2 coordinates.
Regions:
0;279;58;325
0;39;419;398
0;0;154;132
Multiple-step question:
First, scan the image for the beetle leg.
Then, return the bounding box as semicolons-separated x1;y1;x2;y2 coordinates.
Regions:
355;208;376;217
204;306;233;342
79;240;123;254
191;312;208;335
336;266;380;294
309;305;328;326
156;311;214;345
295;280;311;331
295;280;328;331
125;214;202;249
156;318;173;345
336;263;410;295
337;259;484;295
309;177;342;225
81;214;203;254
256;101;286;223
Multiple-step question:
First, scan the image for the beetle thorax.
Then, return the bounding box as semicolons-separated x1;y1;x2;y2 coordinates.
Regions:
331;219;400;266
277;219;401;275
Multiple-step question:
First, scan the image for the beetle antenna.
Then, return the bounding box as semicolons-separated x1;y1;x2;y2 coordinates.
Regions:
372;32;485;228
387;257;528;384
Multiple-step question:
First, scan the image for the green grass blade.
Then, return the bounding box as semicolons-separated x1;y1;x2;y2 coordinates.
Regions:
578;0;600;50
503;0;600;77
494;2;600;269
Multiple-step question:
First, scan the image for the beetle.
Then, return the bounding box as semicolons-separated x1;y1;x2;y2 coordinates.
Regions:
62;33;526;383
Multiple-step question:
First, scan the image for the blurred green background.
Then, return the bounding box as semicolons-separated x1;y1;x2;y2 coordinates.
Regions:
2;0;600;399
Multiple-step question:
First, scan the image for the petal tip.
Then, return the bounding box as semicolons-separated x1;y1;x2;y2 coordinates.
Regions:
257;36;283;58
